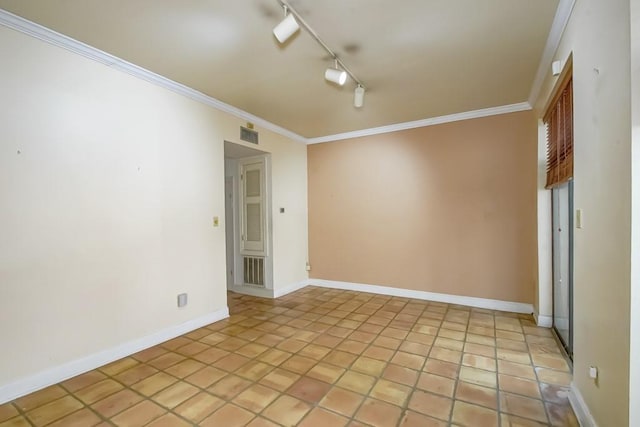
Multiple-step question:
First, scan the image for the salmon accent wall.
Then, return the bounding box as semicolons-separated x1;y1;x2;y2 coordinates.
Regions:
308;110;537;304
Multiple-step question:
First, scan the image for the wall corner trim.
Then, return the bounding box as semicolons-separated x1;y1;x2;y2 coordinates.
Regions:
569;382;599;427
309;279;534;314
527;0;576;106
0;307;229;405
0;8;307;144
533;310;553;328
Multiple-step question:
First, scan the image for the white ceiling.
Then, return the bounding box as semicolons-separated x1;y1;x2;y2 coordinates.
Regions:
0;0;560;138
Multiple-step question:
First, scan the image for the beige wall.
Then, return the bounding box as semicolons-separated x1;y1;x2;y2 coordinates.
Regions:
533;0;632;425
631;0;640;424
0;24;307;391
308;111;538;304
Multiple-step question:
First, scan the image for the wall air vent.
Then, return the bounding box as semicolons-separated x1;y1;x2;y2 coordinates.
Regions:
240;126;259;145
243;256;265;287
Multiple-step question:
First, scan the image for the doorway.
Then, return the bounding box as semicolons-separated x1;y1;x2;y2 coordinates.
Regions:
223;141;273;297
551;180;573;358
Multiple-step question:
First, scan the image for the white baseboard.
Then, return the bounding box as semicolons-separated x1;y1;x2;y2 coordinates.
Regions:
569;382;598;427
533;310;553;328
227;280;309;299
228;284;274;299
309;279;534;314
237;277;535;315
0;307;229;405
273;280;311;298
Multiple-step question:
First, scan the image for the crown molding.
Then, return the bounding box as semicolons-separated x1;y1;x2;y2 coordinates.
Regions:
0;8;308;144
306;102;532;144
527;0;576;107
1;8;552;146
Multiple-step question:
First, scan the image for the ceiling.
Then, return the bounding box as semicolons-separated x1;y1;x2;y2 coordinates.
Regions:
224;140;266;159
0;0;560;139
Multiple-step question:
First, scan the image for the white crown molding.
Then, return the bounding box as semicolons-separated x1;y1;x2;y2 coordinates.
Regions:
527;0;577;107
310;279;534;314
569;382;599;427
0;9;307;144
0;7;560;146
0;307;229;404
306;102;532;144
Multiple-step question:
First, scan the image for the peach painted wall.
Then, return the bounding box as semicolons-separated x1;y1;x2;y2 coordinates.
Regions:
308;110;537;304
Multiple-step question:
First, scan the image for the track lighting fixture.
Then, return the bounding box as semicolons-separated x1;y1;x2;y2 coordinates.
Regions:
273;6;299;43
325;60;347;86
354;85;365;108
273;0;366;107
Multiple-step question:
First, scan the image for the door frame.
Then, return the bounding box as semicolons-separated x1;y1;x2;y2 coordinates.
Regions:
224;151;273;292
224;176;235;288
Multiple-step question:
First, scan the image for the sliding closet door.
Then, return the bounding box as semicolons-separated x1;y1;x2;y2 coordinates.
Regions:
551;181;573;357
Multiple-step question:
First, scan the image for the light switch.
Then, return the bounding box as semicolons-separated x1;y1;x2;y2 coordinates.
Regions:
576;209;583;229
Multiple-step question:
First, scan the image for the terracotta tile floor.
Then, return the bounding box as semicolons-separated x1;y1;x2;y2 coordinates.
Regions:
0;287;578;426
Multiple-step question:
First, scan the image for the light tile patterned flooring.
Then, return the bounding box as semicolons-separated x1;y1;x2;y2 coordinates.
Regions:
0;287;578;426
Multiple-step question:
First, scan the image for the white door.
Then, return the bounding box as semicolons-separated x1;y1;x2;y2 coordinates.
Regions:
240;158;266;255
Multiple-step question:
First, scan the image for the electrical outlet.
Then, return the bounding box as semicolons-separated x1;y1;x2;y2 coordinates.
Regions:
305;263;311;271
177;293;188;307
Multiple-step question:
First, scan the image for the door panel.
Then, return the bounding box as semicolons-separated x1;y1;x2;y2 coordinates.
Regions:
552;181;573;357
240;158;266;254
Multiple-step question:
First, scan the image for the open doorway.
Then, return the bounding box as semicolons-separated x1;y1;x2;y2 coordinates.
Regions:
224;141;274;297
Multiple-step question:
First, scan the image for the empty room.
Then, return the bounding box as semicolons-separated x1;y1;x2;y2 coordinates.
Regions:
0;1;638;426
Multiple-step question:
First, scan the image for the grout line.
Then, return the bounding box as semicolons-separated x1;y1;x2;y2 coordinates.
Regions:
10;288;573;427
6;400;36;427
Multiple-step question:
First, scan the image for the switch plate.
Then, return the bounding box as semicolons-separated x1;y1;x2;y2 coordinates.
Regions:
305;263;311;272
213;216;219;227
589;366;598;379
576;209;583;229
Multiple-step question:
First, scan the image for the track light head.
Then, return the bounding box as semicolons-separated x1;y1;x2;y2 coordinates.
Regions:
271;2;366;104
273;11;299;43
354;85;365;108
325;67;347;86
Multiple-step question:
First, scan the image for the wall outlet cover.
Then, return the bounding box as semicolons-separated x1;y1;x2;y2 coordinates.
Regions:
177;293;188;307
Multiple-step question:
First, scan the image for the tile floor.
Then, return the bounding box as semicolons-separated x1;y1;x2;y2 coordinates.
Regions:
0;287;578;426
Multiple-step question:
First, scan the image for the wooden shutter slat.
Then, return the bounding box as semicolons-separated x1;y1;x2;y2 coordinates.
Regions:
545;75;573;188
